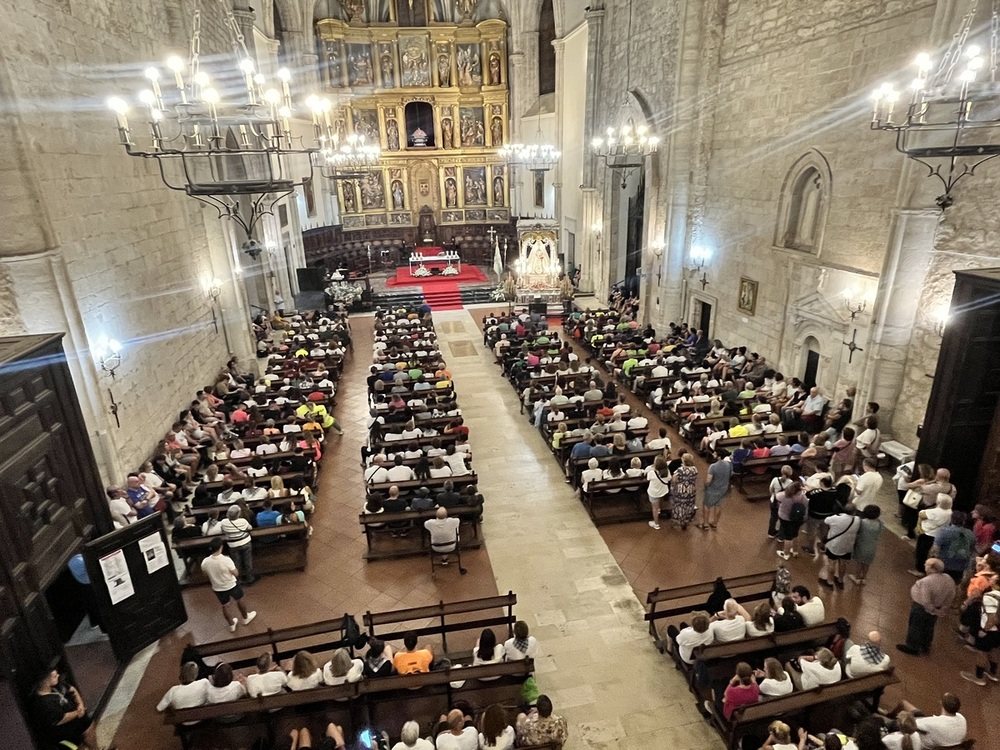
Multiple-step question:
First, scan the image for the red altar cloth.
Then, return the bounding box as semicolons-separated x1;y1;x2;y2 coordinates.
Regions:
415;246;444;254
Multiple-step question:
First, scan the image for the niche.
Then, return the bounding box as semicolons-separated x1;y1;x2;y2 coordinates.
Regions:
404;102;436;148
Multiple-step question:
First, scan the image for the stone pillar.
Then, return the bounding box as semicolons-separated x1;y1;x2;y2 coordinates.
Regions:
552;37;565;232
231;5;258;58
507;50;527;212
578;4;606;296
581;4;605;189
856;208;940;431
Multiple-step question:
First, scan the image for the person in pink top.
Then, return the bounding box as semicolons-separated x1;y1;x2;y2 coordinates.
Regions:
716;662;760;720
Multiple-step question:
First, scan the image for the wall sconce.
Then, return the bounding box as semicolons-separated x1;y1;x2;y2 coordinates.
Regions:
690;245;711;289
591;223;603;254
93;336;123;378
933;307;949;338
841;287;867;320
650;240;665;282
206;277;223;334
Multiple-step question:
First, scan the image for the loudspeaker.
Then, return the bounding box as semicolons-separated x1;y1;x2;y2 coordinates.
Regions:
529;302;547;316
296;267;325;291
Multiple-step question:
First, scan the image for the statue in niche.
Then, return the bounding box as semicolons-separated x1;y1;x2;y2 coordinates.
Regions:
380;48;395;88
526;237;554;277
391;179;405;209
490;116;503;147
386;117;400;151
342;184;357;213
441;117;454;149
437;53;451;87
456;0;477;19
488;53;502;86
444;177;458;207
343;0;365;21
326;44;343;87
361;172;385;210
493;174;504;205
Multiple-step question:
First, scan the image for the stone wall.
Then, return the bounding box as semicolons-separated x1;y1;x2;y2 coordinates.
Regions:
0;0;255;481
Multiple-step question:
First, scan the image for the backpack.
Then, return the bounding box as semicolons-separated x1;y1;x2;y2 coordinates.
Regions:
943;528;975;563
789;501;806;525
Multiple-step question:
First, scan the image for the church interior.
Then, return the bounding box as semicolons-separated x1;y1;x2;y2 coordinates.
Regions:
2;0;1000;749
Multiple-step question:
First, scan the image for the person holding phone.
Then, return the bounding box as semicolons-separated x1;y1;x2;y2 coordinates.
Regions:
31;668;106;750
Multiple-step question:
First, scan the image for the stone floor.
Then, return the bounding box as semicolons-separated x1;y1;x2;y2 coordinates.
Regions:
103;306;989;750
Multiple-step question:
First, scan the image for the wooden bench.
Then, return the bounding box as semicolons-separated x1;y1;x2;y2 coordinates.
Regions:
566;448;661;486
579;476;649;524
644;571;776;652
199;470;308;494
359;504;484;561
736;454;804;494
712;669;900;750
374;433;461;452
172;523;309;587
187;493;310;520
366;472;479;498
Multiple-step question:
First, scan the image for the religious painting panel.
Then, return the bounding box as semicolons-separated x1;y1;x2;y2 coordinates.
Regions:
442;166;460;209
399;34;432;87
340;179;359;215
352;108;380;143
463;166;487;206
456;43;483;87
440;106;455;149
383;108;401;151
377;43;396;89
533;171;545;207
346;43;375;87
491;165;505;206
390;212;412;225
442;210;463;223
360;170;387;211
459;107;485;148
389;168;407;210
324;40;344;88
487;208;508;221
489;104;504;147
436;44;453;87
465;209;486;221
486;40;504;86
738;277;759;316
343;215;365;229
365;214;387;226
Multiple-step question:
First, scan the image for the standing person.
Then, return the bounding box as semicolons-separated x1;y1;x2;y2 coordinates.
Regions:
767;465;794;539
932;511;977;584
220;505;255;585
819;506;860;590
669;453;699;531
911;494;953;576
645;456;671;530
201;538;257;633
776;481;807;560
849;505;885;585
901;463;935;540
851;458;883;511
896;558;956;656
960;580;1000;686
698;449;732;530
853;416;881;473
31;668;102;750
803;474;841;557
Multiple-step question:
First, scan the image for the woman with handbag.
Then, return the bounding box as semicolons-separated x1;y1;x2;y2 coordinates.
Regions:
901;463;934;540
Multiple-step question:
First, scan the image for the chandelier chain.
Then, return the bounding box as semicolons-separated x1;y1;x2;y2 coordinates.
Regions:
935;0;977;86
991;0;999;81
219;0;255;64
189;9;202;85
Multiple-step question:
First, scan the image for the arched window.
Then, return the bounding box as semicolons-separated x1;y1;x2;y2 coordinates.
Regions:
538;0;556;95
775;151;831;255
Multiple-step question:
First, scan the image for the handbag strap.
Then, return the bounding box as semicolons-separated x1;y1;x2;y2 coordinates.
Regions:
825;516;857;544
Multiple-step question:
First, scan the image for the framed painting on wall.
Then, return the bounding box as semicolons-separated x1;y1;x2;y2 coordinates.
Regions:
738;277;759;316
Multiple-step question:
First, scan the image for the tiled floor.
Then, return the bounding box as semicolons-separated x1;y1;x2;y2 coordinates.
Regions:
107;306;989;750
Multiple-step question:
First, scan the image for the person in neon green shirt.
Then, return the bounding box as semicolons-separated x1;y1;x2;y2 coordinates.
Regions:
727;418;749;438
296;402;342;434
622;357;639;377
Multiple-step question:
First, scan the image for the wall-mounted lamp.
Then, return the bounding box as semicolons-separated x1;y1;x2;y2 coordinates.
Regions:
933;308;949;338
650;240;665;282
93;337;123;378
206;277;223;334
591;223;603;254
690;245;711;289
841;287;867;320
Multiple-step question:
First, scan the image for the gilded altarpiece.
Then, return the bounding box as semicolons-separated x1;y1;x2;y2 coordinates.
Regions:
316;13;509;230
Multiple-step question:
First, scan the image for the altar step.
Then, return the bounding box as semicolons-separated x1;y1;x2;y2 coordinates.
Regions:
422;288;463;311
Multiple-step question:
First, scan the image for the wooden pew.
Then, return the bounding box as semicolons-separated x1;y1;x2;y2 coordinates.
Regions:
359;504;484;561
579;476;648;525
366;472;479;498
172;523;309;587
644;571;776;652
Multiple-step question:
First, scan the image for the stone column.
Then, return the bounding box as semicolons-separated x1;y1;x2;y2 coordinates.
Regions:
856;208;940;430
578;4;606;296
231;5;258;58
552;37;566;232
507;50;527;212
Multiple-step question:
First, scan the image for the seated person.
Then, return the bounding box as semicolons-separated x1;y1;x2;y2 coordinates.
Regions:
503;619;539;661
246;652;288;697
746;601;775;637
789;585;825;626
888;692;966;749
392;631;434;674
205;662;246;703
472;628;505;669
787;647;841;690
755;657;793;698
364;638;395;677
759;720;801;750
773;597;806;632
844;631;891;678
714;661;759;720
666;611;713;664
323;648;364;686
478;703;515;750
435;708;478;750
287;651;324;691
288;723;350;750
255;499;281;527
710;599;749;642
515;695;568;749
156;661;208;712
393;721;435;750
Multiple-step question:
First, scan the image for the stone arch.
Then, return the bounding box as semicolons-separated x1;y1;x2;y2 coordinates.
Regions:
774;149;832;255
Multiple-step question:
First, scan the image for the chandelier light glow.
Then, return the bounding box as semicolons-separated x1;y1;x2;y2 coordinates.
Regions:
869;0;1000;207
320;133;382;180
498;141;561;173
105;0;337;236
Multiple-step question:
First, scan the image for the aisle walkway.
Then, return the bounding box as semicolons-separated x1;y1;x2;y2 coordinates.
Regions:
432;310;722;750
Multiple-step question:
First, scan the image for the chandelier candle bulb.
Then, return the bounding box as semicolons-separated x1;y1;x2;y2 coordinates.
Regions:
239;58;256;105
144;67;164;109
277;68;292;109
166;55;187;103
107;97;130;141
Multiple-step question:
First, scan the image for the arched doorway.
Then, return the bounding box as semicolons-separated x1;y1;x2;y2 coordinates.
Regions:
802;336;820;390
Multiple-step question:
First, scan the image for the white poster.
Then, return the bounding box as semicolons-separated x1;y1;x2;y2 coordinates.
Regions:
137;532;169;574
98;548;135;605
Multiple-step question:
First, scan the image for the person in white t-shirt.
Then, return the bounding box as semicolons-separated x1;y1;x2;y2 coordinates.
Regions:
200;539;257;633
503;620;539;661
245;653;288;697
668;612;714;664
755;658;793;697
156;662;208;714
434;708;479;750
323;648;364;686
580;458;604;491
646;427;671;452
205;663;246;703
709;599;748;642
392;721;435;750
845;631;891;678
790;585;825;627
890;693;966;749
791;647;841;690
852;458;884;510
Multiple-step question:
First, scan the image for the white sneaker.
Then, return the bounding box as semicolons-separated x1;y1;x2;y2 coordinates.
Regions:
242;611;257;626
229;617;239;632
648;521;661;530
777;550;790;560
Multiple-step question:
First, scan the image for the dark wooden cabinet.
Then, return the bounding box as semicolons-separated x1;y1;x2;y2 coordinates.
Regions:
0;334;110;747
916;268;1000;511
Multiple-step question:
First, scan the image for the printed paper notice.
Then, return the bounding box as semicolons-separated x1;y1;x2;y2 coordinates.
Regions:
137;532;169;574
99;548;134;605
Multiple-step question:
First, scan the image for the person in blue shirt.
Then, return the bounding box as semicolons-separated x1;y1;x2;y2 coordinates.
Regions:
68;554;103;632
255;500;282;527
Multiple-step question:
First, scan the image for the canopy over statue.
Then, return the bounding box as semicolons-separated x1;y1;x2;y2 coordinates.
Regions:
513;227;561;299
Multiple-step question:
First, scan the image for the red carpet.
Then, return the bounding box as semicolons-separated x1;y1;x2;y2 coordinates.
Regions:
421;281;464;311
385;263;489;288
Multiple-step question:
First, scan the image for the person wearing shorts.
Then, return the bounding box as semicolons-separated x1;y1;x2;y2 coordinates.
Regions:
201;538;257;633
820;510;860;590
290;723;349;750
960;586;1000;685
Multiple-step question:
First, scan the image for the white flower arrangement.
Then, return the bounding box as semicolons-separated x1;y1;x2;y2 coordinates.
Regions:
413;264;431;277
442;265;459;276
324;282;364;304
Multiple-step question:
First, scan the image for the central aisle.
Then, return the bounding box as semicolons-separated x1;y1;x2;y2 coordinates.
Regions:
432;310;722;750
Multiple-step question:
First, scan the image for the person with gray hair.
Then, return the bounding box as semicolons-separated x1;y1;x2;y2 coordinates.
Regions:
897;558;956;656
391;720;434;750
912;493;955;576
156;661;208;712
580;457;603;491
220;503;255;584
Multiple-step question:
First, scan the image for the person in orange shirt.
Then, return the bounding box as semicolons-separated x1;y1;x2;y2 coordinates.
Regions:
391;631;434;674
